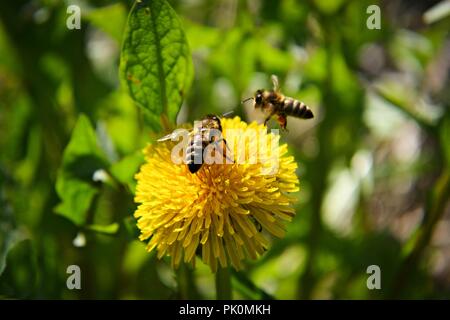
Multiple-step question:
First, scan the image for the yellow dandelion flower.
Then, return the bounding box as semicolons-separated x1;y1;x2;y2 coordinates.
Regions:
134;116;299;272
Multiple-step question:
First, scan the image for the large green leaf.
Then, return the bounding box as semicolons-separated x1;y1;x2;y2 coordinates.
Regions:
120;0;193;130
55;114;109;226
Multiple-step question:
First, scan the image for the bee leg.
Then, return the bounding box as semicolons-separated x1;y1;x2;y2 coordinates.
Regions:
264;112;276;127
213;138;234;163
263;104;277;127
222;138;235;163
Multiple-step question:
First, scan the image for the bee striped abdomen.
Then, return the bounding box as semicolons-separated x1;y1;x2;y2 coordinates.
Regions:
284;98;313;119
186;135;206;173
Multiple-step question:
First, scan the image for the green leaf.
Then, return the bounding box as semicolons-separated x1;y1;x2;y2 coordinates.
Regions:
110;151;144;194
0;227;27;277
312;0;346;15
85;223;120;235
122;216;141;240
120;0;193;130
85;4;127;43
55;114;109;226
0;187;27;277
424;1;450;24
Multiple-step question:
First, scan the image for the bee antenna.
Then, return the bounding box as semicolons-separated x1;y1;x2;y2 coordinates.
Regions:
221;111;234;118
241;97;253;104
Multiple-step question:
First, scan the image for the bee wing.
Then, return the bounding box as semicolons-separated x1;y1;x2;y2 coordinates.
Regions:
157;129;191;142
271;74;280;92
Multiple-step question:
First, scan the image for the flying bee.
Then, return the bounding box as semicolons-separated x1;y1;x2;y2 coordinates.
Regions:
243;75;314;130
157;113;234;174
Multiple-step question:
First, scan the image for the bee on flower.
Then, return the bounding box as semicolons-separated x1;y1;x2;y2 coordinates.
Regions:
134;116;300;272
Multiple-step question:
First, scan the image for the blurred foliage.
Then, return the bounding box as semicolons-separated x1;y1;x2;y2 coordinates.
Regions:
0;0;449;299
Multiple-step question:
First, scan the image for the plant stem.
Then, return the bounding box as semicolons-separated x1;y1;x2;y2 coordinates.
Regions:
176;263;199;299
216;267;232;300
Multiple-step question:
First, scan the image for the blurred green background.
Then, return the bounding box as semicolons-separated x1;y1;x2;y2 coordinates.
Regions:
1;0;450;299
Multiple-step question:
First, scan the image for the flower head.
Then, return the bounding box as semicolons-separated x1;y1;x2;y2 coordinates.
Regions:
134;116;299;271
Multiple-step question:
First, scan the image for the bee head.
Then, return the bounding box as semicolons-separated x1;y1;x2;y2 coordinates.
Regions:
203;114;222;131
254;90;264;107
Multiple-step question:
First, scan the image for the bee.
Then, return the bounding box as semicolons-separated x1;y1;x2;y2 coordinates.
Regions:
244;75;314;130
157;114;233;174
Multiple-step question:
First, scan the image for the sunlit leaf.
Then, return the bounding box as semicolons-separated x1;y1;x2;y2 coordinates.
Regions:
120;0;193;130
85;3;127;43
55;114;109;226
257;39;294;73
184;20;221;50
312;0;346;15
424;1;450;24
85;223;120;235
110;151;144;193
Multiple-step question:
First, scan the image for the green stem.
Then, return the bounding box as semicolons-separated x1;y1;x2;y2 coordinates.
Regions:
176;263;197;299
215;267;232;300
